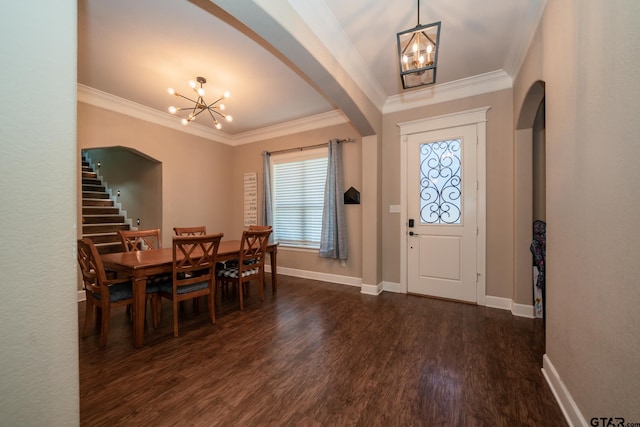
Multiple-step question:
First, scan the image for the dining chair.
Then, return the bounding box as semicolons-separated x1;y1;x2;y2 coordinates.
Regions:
216;229;271;310
224;225;272;268
173;226;206;236
118;228;165;327
78;238;135;348
119;228;161;251
158;233;223;337
173;226;220;312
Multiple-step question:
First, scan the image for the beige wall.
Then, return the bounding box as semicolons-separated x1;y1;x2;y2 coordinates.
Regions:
515;0;640;419
231;124;363;279
0;0;80;424
78;103;235;246
382;89;515;299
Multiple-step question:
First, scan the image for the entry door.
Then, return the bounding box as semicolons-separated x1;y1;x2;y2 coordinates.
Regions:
406;124;478;303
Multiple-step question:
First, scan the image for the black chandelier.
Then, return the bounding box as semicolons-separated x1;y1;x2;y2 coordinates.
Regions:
396;0;441;89
167;76;233;130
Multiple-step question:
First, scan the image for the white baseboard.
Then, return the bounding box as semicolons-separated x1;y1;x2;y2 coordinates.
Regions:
485;295;512;310
512;302;535;318
485;295;535;318
360;283;383;295
274;266;362;288
78;267;536;320
542;354;588;427
382;281;403;293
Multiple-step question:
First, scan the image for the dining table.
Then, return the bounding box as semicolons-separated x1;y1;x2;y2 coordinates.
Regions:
100;239;278;348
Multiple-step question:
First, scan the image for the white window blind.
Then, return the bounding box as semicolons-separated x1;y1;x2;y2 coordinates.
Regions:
271;148;328;248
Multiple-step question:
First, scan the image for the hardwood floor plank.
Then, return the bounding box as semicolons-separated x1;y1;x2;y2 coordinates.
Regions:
79;275;566;426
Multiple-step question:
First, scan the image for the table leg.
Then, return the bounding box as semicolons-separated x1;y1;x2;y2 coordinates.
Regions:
132;276;147;348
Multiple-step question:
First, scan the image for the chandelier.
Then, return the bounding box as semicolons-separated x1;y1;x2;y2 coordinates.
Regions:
396;0;441;89
167;76;233;129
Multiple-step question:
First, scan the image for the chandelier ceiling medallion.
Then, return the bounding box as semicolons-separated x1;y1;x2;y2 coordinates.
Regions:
396;0;441;89
167;76;233;129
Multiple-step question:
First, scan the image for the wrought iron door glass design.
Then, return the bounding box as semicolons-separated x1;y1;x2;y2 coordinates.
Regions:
419;139;462;224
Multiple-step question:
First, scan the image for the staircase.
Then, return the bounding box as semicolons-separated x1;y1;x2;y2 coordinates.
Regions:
81;154;131;254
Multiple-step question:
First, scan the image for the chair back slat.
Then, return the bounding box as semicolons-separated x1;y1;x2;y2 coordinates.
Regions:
173;226;207;236
119;229;161;251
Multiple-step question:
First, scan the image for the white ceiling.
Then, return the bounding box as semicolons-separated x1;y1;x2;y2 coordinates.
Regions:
78;0;544;140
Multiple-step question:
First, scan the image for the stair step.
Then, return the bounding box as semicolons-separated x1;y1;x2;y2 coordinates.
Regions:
83;199;114;207
83;206;119;215
81;178;102;186
83;215;125;224
82;191;110;199
83;232;123;244
81;153;130;253
83;224;130;234
82;184;106;192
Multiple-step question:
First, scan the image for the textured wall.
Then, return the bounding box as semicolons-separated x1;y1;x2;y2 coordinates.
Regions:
0;1;80;425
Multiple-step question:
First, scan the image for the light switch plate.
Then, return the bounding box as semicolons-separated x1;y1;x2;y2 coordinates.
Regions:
389;205;401;213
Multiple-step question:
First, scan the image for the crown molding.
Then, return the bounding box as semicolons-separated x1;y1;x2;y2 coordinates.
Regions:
231;110;348;145
383;70;513;115
79;70;511;144
77;84;347;146
77;84;235;144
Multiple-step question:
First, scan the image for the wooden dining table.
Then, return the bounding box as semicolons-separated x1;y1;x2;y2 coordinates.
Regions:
101;240;278;348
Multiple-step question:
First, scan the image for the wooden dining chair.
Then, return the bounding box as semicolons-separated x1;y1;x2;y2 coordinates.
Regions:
118;228;164;327
158;233;223;337
216;229;271;310
224;225;272;268
78;238;135;348
173;226;206;236
119;228;161;251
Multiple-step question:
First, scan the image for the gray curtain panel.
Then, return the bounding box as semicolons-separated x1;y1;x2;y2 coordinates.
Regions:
319;139;347;260
261;151;273;229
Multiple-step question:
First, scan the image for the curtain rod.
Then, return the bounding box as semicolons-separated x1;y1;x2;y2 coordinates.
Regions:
265;138;353;156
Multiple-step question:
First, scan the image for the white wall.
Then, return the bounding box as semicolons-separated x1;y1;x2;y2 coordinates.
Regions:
0;1;79;425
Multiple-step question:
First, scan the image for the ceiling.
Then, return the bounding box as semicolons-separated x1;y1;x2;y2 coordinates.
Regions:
78;0;544;142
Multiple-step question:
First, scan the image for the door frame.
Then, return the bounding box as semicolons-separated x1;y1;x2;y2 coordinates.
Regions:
398;107;489;305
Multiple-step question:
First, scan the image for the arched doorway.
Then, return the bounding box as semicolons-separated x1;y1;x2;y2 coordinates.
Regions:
514;81;546;322
82;146;163;242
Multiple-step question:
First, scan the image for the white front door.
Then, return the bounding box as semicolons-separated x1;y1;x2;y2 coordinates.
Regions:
406;124;478;302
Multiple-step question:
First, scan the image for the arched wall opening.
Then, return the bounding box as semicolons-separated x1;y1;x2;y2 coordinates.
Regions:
82;146;163;238
514;81;546;321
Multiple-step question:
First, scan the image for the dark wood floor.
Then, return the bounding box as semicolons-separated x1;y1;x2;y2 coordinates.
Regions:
79;275;567;426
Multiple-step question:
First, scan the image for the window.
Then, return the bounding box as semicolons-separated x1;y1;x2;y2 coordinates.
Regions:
271;148;327;249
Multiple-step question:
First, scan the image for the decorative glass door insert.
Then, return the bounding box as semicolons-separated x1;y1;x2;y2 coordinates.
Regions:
419;139;462;224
